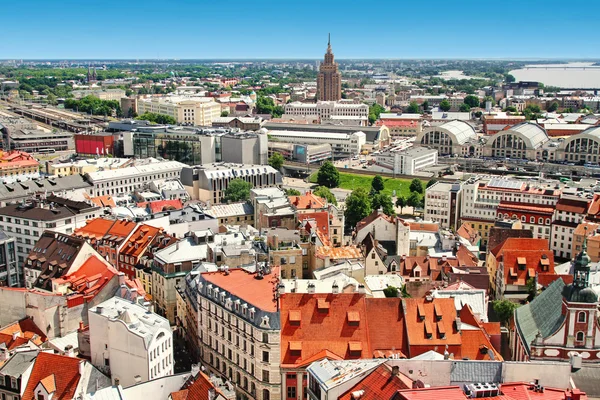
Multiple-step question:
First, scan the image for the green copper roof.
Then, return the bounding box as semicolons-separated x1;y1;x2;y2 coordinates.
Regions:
514;278;566;356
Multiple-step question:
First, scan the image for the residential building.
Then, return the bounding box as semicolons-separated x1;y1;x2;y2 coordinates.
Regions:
283;102;368;125
180;163;281;204
572;222;600;262
0;350;39;400
72;88;126;101
496;202;554;242
317;36;342;102
86;160;186;197
0;196;100;272
118;224;177;280
0;150;39;178
21;351;111;400
204;202;254;228
47;157;131;177
512;239;600;364
375;147;438;176
169;368;235;400
487;238;555;300
73;218;137;266
551;196;590;259
0;175;93;207
137;97;221;126
89;296;173;387
212;116;264;130
0;230;18;287
267;229;306;280
197;267;282;400
424;181;463;230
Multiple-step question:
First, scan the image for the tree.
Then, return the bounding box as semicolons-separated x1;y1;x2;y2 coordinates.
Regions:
439;99;451;112
547;102;559;112
463;95;480;108
400;284;411;298
383;286;399;298
396;196;407;214
344;188;372;230
426;178;438;188
313;186;337;205
368;103;385;125
526;278;538;301
492;300;519;326
222;179;252;203
421;101;429;112
256;96;284;118
371;193;395;216
407;192;423;209
459;103;471;112
220;111;229;117
504;106;518;113
371;175;385;193
316;161;340;188
525;104;541;113
284;188;301;196
406;101;420;114
409;178;423;194
505;74;516;83
135;112;176;125
268;152;285;170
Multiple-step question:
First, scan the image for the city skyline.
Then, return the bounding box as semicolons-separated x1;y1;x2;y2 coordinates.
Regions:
1;0;599;60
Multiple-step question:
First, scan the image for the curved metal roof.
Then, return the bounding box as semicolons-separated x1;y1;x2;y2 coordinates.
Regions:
420;120;476;145
490;122;549;149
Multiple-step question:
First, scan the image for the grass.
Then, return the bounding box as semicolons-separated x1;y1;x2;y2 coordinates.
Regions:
310;171;419;198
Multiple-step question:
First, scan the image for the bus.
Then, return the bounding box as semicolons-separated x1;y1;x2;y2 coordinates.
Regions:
37;148;56;155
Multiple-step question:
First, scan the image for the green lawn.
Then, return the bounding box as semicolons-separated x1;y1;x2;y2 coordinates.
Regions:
311;172;419;198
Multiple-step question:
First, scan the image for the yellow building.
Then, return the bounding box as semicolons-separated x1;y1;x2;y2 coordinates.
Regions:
137;96;221;126
0;150;39;178
47;157;131;177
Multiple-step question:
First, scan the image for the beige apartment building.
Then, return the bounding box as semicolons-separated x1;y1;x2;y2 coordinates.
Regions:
137;96;221;126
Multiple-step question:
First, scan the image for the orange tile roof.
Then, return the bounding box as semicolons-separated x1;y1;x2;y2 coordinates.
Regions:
588;194;600;219
500;249;554;286
497;383;588;399
396;386;468;400
408;222;439;232
574;222;600;236
0;317;47;349
289;193;327;210
87;195;116;208
497;201;555;215
53;255;118;301
120;224;162;258
137;199;184;214
339;364;412;400
201;267;280;313
315;245;362;260
297;211;330;237
365;298;407;358
74;218;136;241
404;298;461;350
171;371;224;400
22;352;83;400
356;210;395;232
490;238;550;257
39;374;56;394
555;198;589;214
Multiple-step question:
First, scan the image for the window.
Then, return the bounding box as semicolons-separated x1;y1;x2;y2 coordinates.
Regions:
576;331;585;342
578;312;586;323
262;351;269;363
287;386;297;399
262;370;270;383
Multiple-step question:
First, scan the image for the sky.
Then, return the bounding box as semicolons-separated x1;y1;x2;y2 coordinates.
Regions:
1;0;598;60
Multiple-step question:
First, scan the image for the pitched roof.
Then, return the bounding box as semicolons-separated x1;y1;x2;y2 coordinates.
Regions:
74;218;136;242
297;211;330;237
0;317;47;350
456;223;479;245
396;386;468;400
487;227;533;252
52;255;118;302
514;278;566;356
315;245;362;261
137;199;184;214
170;371;223;400
289;193;326;210
338;364;412;400
365;298;407;358
22;352;82;400
490;238;550;257
356;210;395;232
500;249;555;285
555;198;589;214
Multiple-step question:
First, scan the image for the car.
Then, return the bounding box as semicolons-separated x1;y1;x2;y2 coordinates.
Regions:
362;165;367;169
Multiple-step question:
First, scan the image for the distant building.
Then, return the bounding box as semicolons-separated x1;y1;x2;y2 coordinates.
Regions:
89;296;173;387
284;101;368;126
137;97;221;126
424;181;463;230
375;147;437;176
317;35;342;102
72;88;126;101
0;150;39;178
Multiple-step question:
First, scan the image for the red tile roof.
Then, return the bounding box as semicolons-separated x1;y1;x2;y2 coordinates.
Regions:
588;194;600;220
377;119;420;127
497;201;555;215
201;267;280;313
74;218;136;242
170;371;224;400
408;222;439;232
120;224;163;258
356;210;396;232
0;317;47;350
87;195;117;208
338;364;412;400
297;211;330;237
490;238;551;257
22;352;83;400
496;382;588;399
52;255;118;302
491;240;555;286
365;298;407;358
289;193;326;210
315;245;362;261
137;199;184;214
555;198;589;214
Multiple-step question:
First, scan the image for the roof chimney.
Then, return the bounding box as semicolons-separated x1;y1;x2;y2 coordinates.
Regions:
118;272;126;286
78;360;86;377
65;345;75;357
358;284;365;294
11;331;19;341
391;365;400;376
191;364;200;377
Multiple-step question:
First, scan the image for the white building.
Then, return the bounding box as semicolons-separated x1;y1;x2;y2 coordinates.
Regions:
375;146;437;175
284;101;369;126
424;181;464;230
86;160;187;197
550;194;590;259
137;96;221;126
72;88;126;101
266;129;365;156
88;296;174;387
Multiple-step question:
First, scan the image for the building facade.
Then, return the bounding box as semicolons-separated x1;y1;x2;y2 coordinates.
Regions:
424;181;463;230
137;97;221;126
0;231;18;287
317;36;342;102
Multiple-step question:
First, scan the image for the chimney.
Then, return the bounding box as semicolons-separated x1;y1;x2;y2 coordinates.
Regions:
278;283;286;295
65;345;75;357
332;281;339;294
0;349;9;361
191;364;200;377
78;360;86;377
118;272;126;286
78;321;85;331
144;301;153;313
120;284;128;298
391;366;399;376
307;282;315;294
11;331;19;341
96;306;103;315
358;284;365;294
130;288;138;302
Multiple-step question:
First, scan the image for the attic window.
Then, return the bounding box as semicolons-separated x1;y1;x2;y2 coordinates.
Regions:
348;342;362;354
517;257;526;270
417;304;426;321
424;320;433;339
289;341;302;354
434;303;443;321
437;322;446;339
347;311;360;325
289;310;301;324
509;268;517;278
317;298;330;312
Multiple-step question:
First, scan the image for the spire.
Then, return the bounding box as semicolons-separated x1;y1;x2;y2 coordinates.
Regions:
327;33;332;53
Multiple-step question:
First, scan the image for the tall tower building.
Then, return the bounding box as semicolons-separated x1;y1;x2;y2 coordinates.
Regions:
317;34;342;101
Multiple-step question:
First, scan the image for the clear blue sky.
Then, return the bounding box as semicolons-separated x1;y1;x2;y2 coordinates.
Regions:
2;0;598;60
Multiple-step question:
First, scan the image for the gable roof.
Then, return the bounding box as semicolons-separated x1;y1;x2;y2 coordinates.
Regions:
289;193;326;210
356;210;395;232
0;317;47;350
514;278;566;356
22;352;82;400
170;371;224;400
338;364;412;400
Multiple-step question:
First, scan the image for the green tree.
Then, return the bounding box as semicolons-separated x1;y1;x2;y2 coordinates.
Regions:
505;74;516;83
439;99;451;112
401;284;411;298
407;192;423;209
464;95;480;108
383;286;399;298
504;106;518;113
316;161;340;188
222;179;252;203
285;188;301;196
396;196;407;213
371;175;385;193
256;96;284;118
135;112;176;124
268;152;285;170
409;178;424;194
426;178;438;188
220;110;229;117
526;278;538;301
368;103;385;124
459;103;471;112
547;102;559;112
406;101;420;114
421;101;429;112
344;188;372;230
525;104;541;113
492;300;519;326
371;193;395;216
313;186;337;205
